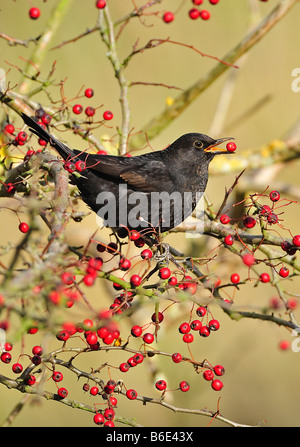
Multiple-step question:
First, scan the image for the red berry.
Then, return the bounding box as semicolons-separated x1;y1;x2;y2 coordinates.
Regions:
64;161;76;173
61;272;75;285
151;312;164;323
103;333;114;345
57;387;68;398
29;7;40;20
267;213;278;225
17;131;28;142
93;412;105;425
4;183;16;194
104;408;115;421
96;0;106;8
200;10;210;20
41;113;51;125
179;381;190;392
259;273;270;283
127;356;137;367
129;230;140;241
155;380;167;391
119;362;130;372
199;326;210;337
242;253;255;266
32;346;43;356
211;379;223;391
209;0;220;5
96;150;107;157
179;322;190;334
4;124;15;134
172;352;182;363
168;276;178;286
72;104;83;114
279;267;289;278
85;106;95;117
214;365;225;376
85;88;94;98
292;235;300;247
269;190;280;202
189;8;200;19
19;222;29;233
287;298;297;310
196;306;207;317
85;331;98;345
220;214;230;224
279;340;290;350
243;216;256;228
224;234;234;246
193;0;203;4
126;389;138;400
208;319;220;331
230;273;240;284
141;249;153;259
261;205;271;215
25;375;36;385
75;160;86;172
52;371;63;382
24;149;35;161
163;12;174;23
12;363;23;374
103;110;113;121
203;370;214;381
183;333;194;343
90;386;99;396
133;353;144;364
4;343;13;351
158;267;171;279
130;274;142;287
109;396;118;406
1;352;11;364
119;258;131;271
226;142;237;152
131;325;142;337
143;332;154;344
56;330;70;341
190;319;202;331
88;257;103;271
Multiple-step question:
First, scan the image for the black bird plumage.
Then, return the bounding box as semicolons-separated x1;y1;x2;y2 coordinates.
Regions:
21;112;233;242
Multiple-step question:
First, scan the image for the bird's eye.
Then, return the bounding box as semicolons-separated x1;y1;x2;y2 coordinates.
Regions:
194;140;203;148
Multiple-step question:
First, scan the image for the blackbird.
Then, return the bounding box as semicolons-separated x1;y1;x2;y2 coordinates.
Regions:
21;112;233;243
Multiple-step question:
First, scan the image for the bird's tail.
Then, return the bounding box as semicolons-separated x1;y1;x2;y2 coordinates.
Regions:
21;112;74;160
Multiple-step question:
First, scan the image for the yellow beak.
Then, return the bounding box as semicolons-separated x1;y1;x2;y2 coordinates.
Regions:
204;137;234;153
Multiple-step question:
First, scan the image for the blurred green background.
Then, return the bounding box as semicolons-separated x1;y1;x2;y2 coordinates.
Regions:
1;0;300;427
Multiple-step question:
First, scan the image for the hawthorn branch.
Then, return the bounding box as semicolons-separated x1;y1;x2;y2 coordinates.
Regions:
0;33;41;47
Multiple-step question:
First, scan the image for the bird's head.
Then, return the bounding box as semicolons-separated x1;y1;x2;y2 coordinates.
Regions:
171;133;234;162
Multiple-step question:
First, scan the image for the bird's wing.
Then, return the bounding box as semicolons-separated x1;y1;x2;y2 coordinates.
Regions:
81;152;174;193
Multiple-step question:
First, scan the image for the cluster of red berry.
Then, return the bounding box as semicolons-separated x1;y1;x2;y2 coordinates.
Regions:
163;0;268;24
0;341;67;397
163;0;220;24
72;87;113;124
219;189;300;287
